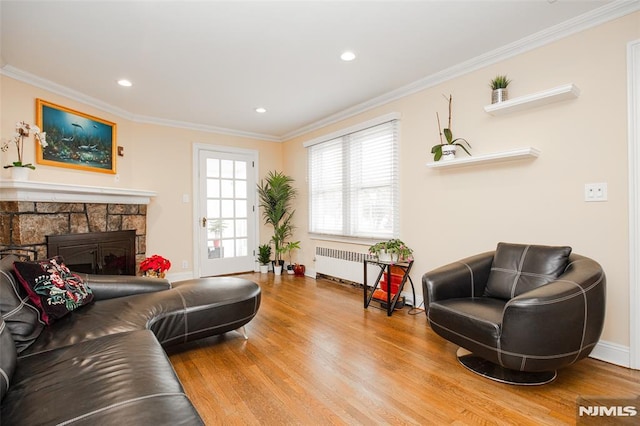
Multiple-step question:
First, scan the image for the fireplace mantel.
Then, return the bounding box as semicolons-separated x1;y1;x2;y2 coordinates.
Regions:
0;180;157;204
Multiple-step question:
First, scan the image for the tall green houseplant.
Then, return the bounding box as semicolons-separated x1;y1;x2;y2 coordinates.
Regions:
257;171;297;265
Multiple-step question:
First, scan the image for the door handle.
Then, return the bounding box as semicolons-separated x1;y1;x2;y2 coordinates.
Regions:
201;217;207;228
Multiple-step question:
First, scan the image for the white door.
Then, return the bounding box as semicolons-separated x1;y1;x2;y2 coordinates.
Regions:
198;148;257;276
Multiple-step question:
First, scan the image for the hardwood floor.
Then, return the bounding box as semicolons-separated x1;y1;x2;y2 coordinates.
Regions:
168;273;640;425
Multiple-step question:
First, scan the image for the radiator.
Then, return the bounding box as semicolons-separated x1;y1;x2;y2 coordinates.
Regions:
314;247;418;307
315;247;376;285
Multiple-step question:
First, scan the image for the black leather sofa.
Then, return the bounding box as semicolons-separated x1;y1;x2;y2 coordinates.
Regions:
0;255;261;425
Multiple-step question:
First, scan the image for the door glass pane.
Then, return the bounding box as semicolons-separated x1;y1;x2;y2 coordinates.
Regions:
207;179;220;198
236;238;248;256
208;241;223;259
207;159;220;177
221;160;234;178
236;219;247;237
221;179;234;198
235;200;247;218
222;219;234;238
235;161;247;179
207;200;220;219
221;200;234;217
235;180;247;199
222;239;235;258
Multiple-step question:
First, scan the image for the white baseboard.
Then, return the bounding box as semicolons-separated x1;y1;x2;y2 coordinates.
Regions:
166;271;195;283
590;340;631;368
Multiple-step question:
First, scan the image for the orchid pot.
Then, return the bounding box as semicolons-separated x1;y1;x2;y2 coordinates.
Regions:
10;166;31;181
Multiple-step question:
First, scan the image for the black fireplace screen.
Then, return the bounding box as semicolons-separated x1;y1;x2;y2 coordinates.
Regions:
47;230;136;275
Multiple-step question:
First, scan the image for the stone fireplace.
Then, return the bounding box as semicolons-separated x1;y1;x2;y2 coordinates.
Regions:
0;181;156;272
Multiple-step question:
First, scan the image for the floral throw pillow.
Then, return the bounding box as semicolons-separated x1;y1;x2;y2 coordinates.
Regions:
12;256;94;325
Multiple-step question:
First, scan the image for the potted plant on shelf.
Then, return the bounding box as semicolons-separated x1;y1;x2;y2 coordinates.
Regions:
2;121;48;180
258;244;271;273
368;239;414;263
490;74;511;104
431;95;471;162
257;170;297;276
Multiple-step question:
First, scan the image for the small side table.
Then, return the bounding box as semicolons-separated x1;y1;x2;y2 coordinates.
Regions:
363;259;415;316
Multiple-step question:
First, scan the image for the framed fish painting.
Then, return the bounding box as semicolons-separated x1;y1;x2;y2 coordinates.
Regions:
36;99;117;174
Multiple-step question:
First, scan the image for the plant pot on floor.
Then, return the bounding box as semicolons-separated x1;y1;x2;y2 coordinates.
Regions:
293;264;306;277
260;264;269;273
274;265;283;275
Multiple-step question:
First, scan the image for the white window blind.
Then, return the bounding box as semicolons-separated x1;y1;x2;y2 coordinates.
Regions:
307;118;399;240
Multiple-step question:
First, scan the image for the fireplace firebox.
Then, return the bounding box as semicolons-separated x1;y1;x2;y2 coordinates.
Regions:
47;230;136;275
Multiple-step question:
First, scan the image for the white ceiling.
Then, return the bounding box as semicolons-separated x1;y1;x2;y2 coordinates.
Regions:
0;1;634;140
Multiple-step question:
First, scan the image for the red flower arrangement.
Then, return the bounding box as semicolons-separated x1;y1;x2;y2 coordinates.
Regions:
140;254;171;278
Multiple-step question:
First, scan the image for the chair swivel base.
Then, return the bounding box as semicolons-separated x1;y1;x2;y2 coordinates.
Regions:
456;348;557;386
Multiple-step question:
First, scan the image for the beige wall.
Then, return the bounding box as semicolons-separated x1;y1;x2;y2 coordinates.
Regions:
0;76;283;275
283;12;640;347
1;12;638;349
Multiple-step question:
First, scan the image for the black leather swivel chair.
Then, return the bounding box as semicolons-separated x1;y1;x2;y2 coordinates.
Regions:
422;243;606;385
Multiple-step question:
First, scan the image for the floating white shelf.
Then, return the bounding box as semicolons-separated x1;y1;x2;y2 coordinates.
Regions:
426;147;540;169
484;84;580;116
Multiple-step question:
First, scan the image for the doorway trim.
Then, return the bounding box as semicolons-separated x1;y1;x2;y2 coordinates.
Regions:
628;39;640;370
192;143;260;278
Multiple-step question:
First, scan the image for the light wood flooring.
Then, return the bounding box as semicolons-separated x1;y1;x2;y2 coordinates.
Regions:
168;273;640;425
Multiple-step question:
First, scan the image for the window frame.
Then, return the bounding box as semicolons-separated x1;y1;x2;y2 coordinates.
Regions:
305;113;401;242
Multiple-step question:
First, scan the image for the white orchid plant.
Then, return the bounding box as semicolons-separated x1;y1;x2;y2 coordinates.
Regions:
1;121;48;169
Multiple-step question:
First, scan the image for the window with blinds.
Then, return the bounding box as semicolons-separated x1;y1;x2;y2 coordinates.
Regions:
306;117;399;240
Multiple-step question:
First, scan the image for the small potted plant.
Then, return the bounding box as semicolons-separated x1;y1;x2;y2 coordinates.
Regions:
490;74;511;104
140;254;171;278
293;263;306;277
368;239;414;263
281;241;301;274
258;244;271;273
431;95;471;162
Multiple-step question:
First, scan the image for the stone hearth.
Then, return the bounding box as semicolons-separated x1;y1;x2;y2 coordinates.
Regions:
0;201;147;267
0;181;156;271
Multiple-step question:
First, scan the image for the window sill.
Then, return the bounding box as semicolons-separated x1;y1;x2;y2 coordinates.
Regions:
309;234;380;247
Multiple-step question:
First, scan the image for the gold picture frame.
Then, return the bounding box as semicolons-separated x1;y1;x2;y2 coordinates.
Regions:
36;99;117;174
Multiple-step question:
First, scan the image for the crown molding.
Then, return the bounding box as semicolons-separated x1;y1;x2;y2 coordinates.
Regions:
282;0;640;141
1;65;136;120
2;0;638;143
0;66;282;143
131;114;282;142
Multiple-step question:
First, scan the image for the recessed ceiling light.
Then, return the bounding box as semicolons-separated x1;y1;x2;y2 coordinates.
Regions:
340;51;356;62
117;79;132;87
255;107;267;114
